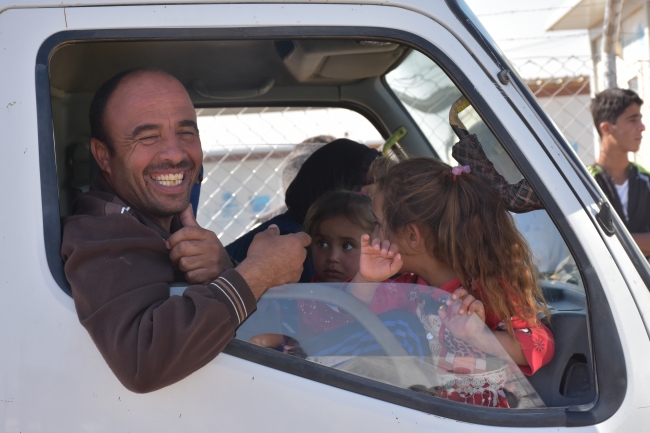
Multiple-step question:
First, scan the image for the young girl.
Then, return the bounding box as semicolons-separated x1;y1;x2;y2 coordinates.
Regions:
250;190;412;348
349;157;554;407
296;190;378;337
305;190;377;284
252;190;424;349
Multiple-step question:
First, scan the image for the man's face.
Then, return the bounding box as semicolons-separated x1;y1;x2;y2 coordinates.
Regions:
606;103;645;152
95;72;202;219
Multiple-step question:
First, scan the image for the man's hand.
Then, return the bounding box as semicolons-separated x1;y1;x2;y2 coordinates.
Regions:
167;204;233;285
235;225;311;299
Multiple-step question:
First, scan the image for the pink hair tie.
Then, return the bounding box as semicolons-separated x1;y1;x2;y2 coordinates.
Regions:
451;165;471;181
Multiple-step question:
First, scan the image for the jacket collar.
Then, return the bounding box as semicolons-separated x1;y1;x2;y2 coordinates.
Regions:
90;174;183;239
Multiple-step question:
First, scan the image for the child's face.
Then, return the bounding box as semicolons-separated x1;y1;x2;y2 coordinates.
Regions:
311;215;368;282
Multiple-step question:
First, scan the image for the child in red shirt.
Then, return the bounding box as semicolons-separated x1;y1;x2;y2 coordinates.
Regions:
346;157;554;407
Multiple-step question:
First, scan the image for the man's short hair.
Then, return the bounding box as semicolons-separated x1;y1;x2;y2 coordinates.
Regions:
591;88;644;137
89;68;164;154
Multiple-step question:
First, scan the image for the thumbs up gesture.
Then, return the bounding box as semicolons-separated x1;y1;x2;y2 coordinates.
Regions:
167;204;233;285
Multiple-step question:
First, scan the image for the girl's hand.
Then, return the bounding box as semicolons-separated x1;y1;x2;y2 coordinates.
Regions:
438;293;487;343
352;234;403;283
448;287;486;322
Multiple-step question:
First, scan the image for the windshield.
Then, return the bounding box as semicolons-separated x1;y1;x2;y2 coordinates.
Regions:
236;282;546;409
385;50;523;183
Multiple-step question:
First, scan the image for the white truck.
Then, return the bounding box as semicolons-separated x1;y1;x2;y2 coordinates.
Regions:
1;0;650;431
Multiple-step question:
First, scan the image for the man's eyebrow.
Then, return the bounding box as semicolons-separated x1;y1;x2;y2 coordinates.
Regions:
178;119;199;130
130;124;161;138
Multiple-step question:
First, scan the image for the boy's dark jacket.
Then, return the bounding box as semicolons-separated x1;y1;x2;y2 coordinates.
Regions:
588;163;650;233
61;175;256;393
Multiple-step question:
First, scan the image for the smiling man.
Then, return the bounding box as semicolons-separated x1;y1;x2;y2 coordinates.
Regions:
61;69;310;393
588;88;649;256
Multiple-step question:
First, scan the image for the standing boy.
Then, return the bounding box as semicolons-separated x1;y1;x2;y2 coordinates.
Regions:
589;88;649;255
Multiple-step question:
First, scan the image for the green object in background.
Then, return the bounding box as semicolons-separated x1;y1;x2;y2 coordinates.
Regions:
381;126;408;157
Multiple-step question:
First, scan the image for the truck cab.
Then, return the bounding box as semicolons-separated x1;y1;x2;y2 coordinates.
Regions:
1;1;650;431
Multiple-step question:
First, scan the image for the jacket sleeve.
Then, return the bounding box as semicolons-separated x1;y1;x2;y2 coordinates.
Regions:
452;134;544;213
61;213;257;393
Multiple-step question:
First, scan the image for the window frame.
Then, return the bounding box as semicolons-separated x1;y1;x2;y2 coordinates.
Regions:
36;25;623;427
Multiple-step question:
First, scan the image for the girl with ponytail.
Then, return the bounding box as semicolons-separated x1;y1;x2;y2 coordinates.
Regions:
349;157;554;407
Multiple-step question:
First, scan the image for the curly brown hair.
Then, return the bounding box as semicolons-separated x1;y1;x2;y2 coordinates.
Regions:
370;157;548;332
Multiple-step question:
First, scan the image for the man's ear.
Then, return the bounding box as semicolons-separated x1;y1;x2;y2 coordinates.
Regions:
90;138;112;175
600;121;611;136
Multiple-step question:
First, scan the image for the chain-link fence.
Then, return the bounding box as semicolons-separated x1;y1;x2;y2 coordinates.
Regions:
510;56;596;166
195;107;382;244
510;56;650;169
196;56;605;244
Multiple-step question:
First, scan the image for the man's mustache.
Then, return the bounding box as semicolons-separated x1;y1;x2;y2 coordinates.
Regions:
144;160;195;174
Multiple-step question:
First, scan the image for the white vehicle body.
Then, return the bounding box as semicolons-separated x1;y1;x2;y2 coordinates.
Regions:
1;1;650;431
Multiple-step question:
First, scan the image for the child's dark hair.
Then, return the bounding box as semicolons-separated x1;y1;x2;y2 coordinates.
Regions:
591;88;644;137
304;190;376;238
370;157;548;332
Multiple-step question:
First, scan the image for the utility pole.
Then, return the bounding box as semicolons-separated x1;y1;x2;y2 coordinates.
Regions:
601;0;623;89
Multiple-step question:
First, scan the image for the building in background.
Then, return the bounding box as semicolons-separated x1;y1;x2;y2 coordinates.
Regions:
513;56;596;165
548;0;650;167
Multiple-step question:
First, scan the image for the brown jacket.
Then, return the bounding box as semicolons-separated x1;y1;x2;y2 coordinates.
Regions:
61;175;256;393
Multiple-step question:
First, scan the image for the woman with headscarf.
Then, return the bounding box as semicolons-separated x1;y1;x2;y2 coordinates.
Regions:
225;138;381;282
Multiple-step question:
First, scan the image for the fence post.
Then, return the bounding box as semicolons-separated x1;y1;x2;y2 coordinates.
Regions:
601;0;623;89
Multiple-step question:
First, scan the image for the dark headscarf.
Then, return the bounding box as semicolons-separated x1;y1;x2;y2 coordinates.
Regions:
285;139;381;224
